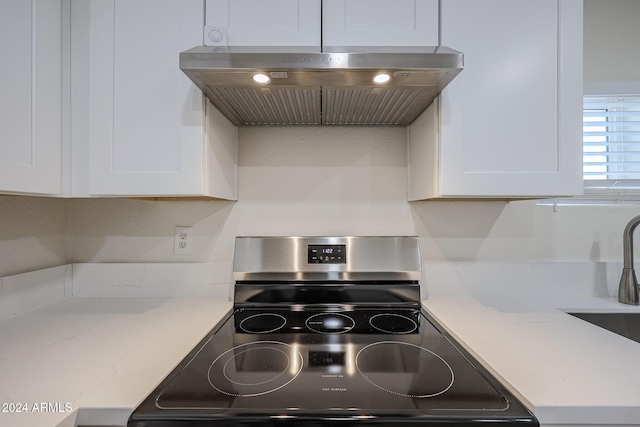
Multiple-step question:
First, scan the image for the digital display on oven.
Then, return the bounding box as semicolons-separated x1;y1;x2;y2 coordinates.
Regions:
309;351;346;366
308;245;346;264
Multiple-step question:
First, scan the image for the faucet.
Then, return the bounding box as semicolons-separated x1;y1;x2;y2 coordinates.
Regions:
619;214;640;305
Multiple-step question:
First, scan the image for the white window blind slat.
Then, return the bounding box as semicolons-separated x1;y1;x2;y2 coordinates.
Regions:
584;141;640;146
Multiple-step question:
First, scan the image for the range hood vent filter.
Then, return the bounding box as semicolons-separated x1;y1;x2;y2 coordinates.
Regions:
180;46;463;126
211;87;321;125
323;87;434;125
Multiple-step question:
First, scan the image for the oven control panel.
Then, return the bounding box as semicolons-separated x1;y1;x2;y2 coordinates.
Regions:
308;244;346;264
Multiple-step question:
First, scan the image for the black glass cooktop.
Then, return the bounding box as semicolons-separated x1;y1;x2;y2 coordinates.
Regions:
129;308;537;426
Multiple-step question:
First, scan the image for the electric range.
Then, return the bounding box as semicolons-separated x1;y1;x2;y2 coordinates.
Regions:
128;236;538;427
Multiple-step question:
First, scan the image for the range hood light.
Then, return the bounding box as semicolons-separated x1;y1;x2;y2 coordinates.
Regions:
372;73;391;84
252;73;271;84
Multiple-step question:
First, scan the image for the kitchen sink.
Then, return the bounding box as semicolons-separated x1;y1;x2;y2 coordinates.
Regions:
568;313;640;344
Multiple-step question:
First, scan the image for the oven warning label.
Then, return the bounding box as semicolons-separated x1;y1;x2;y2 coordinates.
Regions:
321;373;346;391
322;388;347;392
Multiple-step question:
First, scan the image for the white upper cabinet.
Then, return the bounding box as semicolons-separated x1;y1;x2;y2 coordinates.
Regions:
204;0;436;48
409;0;583;199
204;0;321;47
322;0;438;47
0;0;62;195
72;0;237;198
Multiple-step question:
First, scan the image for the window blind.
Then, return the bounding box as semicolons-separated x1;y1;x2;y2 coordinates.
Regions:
583;95;640;184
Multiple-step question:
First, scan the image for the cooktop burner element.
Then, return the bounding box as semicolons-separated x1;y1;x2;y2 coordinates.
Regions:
238;313;286;333
306;312;355;334
356;341;454;398
370;313;418;334
129;237;538;427
208;341;303;397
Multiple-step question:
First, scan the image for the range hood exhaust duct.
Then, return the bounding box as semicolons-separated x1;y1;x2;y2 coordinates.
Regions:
179;46;463;126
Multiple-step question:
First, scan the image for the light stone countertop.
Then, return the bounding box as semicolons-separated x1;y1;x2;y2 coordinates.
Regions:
0;297;233;427
3;295;639;427
422;295;640;427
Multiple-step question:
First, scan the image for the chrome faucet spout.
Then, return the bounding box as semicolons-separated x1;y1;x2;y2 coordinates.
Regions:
619;214;640;305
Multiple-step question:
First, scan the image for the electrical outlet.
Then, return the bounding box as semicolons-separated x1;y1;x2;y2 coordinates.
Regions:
174;226;193;255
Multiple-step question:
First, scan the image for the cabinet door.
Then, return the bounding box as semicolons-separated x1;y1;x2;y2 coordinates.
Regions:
205;0;321;47
86;0;209;196
322;0;438;47
0;0;62;195
435;0;583;198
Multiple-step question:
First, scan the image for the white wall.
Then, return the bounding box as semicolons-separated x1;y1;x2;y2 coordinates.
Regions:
68;127;414;272
584;0;640;83
66;126;640;276
3;122;640;278
0;196;68;277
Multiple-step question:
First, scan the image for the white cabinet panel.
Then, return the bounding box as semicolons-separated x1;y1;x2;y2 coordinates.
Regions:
204;99;238;200
323;0;438;47
409;0;583;199
0;0;62;195
205;0;321;46
0;2;31;165
204;0;436;47
112;1;185;174
80;0;237;198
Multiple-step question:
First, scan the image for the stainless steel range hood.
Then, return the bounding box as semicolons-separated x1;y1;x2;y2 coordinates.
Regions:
179;46;463;126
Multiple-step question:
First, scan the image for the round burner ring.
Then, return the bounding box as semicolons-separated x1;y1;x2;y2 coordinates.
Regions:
223;347;289;386
208;341;303;397
239;313;286;334
356;341;454;398
369;313;418;334
306;312;355;334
